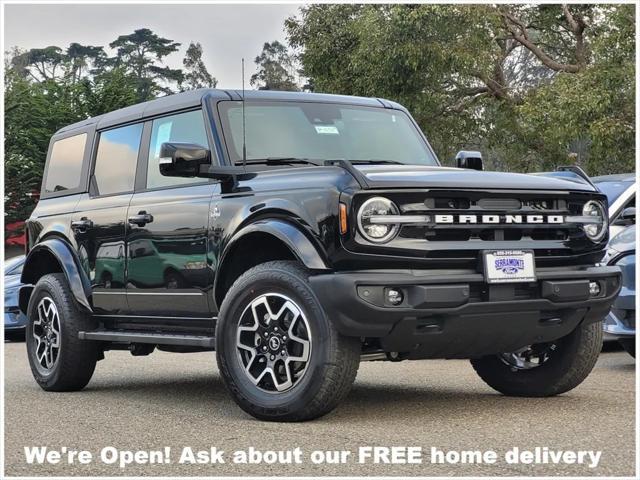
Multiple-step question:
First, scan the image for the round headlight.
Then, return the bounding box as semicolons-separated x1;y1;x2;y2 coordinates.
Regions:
357;197;400;243
582;200;607;242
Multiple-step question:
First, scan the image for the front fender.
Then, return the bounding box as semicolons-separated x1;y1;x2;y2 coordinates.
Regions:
20;238;93;313
225;219;330;271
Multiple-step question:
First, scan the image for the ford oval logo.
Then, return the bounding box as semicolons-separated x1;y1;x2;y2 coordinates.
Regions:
495;258;524;275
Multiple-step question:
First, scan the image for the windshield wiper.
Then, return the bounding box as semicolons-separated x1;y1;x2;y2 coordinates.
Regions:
235;157;323;166
348;159;404;165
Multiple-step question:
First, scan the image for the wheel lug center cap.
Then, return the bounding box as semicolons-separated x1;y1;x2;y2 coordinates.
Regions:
268;336;281;351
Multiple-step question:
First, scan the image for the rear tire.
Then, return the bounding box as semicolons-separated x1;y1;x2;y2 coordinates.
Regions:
471;321;603;396
26;273;100;391
216;261;360;421
619;338;635;358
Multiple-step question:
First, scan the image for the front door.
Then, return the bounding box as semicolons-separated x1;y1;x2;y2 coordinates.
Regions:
72;122;144;314
125;109;215;317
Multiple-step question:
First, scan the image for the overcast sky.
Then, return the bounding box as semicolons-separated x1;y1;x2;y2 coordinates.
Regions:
3;3;303;88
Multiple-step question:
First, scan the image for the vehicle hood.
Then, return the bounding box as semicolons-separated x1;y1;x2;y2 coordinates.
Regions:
609;224;636;254
354;165;597;192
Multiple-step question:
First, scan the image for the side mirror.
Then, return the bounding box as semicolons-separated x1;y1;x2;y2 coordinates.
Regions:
159;142;211;177
456;150;483;171
615;206;636;226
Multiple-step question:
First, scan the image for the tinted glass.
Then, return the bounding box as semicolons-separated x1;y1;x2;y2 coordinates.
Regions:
94;124;143;195
593;180;634;204
218;101;437;165
44;133;87;193
147;110;209;189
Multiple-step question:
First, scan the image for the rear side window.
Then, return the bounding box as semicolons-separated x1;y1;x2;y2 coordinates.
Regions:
146;110;209;189
94;124;143;196
44;133;87;193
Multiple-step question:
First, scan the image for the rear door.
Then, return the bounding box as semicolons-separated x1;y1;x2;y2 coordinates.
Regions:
124;109;216;317
72;123;144;315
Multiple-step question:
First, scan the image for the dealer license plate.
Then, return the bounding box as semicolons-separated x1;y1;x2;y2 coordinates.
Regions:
483;250;536;284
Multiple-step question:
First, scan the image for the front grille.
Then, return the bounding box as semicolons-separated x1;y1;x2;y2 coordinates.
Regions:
349;189;605;267
393;191;585;245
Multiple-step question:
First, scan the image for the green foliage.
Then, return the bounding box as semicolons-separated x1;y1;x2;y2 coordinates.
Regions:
108;28;183;101
182;42;217;90
287;4;635;174
250;41;299;91
4;28;215;228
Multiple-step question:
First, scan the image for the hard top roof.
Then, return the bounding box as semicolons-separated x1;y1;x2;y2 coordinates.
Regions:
55;89;403;135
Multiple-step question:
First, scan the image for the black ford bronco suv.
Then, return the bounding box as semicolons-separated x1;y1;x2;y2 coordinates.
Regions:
20;89;620;421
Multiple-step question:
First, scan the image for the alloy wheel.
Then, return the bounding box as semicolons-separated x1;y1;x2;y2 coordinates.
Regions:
236;293;311;393
499;343;557;371
32;297;61;371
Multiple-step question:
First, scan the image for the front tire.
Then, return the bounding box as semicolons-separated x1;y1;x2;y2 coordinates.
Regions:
26;273;100;391
471;321;603;397
216;261;360;421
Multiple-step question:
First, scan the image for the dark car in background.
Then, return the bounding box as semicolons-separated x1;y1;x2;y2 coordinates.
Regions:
603;225;635;357
5;255;27;340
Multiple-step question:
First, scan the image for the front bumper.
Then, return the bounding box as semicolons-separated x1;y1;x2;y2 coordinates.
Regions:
310;265;621;359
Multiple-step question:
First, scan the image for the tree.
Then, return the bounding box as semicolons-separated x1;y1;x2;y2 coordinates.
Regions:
250;40;299;91
286;4;634;175
182;42;216;90
3;27;192;229
109;28;183;100
11;45;66;81
66;43;105;83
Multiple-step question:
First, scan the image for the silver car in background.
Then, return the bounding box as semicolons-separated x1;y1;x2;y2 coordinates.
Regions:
592;173;635;237
592;174;636;358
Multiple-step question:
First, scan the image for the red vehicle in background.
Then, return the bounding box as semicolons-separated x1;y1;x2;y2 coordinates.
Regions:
5;191;39;256
6;220;26;248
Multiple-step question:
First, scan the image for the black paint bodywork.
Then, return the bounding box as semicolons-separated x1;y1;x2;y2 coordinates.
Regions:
20;89;621;357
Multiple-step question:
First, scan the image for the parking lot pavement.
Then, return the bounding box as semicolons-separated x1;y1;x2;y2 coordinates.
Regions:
3;341;636;477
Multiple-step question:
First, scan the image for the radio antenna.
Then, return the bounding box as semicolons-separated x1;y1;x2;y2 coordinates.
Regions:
241;58;247;172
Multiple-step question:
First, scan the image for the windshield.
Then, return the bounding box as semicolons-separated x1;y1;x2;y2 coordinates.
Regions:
218;101;438;166
593;180;633;204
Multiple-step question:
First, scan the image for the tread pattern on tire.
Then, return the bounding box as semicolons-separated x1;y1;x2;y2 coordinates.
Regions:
470;320;603;397
27;273;99;392
216;261;360;421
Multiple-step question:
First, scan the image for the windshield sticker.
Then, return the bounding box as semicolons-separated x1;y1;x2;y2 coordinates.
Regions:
314;125;340;135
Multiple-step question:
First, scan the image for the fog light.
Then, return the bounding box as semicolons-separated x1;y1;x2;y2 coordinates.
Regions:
589;281;601;296
387;288;404;305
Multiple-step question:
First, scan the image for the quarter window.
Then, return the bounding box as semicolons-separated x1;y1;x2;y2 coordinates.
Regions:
44;133;87;193
147;110;209;189
94;124;143;196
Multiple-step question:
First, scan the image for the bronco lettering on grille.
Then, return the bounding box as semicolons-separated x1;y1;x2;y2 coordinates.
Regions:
434;214;564;224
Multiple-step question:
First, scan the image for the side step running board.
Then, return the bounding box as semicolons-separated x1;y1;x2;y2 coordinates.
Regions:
78;330;215;347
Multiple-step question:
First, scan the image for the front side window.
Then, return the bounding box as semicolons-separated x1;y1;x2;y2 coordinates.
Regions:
147;110;209;189
94;124;143;196
44;133;87;193
218;101;438;166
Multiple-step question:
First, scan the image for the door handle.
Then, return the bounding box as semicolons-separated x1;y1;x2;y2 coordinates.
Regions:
128;211;154;227
71;218;93;231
